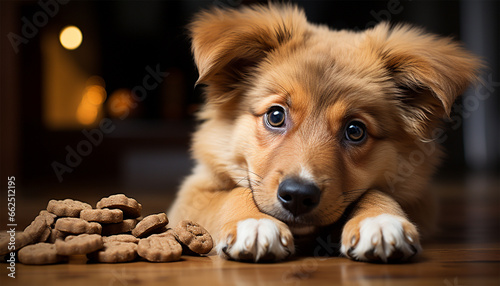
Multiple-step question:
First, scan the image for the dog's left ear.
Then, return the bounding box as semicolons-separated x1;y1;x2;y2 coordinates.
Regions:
368;23;482;139
189;4;307;103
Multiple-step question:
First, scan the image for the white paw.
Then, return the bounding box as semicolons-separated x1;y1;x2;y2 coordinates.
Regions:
341;214;421;263
217;218;294;262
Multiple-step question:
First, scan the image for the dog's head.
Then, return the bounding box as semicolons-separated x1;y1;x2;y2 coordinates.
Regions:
189;4;479;234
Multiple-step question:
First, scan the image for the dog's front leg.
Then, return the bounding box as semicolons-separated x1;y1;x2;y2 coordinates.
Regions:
208;187;294;262
340;190;422;263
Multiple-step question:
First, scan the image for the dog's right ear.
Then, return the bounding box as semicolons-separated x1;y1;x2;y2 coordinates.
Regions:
189;4;307;102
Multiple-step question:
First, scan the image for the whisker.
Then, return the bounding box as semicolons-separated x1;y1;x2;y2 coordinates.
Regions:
246;170;264;179
239;168;264;180
230;168;265;191
344;187;371;194
318;178;335;186
233;176;262;188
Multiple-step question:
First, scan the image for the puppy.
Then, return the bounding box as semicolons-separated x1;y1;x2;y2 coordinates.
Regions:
168;4;480;263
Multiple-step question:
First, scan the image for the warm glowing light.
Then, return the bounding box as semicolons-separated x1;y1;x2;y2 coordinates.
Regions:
59;26;83;50
76;76;107;125
107;89;135;118
84;85;107;105
76;104;98;125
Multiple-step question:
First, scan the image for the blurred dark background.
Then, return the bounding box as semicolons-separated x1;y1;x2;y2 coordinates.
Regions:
0;0;498;207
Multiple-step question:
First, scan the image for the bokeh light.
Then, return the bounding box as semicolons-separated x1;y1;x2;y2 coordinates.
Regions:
84;85;107;105
59;26;83;50
76;76;107;125
107;89;136;119
76;103;98;125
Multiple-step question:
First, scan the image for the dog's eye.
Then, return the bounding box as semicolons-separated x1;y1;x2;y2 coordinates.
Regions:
345;121;366;142
265;106;286;128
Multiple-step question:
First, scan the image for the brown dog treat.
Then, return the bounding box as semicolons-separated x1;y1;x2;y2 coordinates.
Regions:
151;226;168;236
103;234;139;244
39;210;57;226
0;233;9;255
149;228;176;239
132;213;169;238
96;194;142;218
38;226;52;242
137;236;182;262
55;234;103;255
47;199;92;217
173;220;213;255
18;243;67;265
14;232;34;250
0;232;34;255
81;208;123;224
24;215;51;242
0;233;10;255
46;228;67;243
55;217;102;235
101;219;138;236
88;241;138;263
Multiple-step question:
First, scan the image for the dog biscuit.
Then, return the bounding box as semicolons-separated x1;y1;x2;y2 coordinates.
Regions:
81;208;123;224
55;234;103;255
0;231;33;255
173;220;213;255
132;213;169;238
96;194;142;218
103;234;139;244
137;236;182;262
46;228;67;243
8;194;215;265
149;228;176;239
0;233;10;255
38;226;52;242
55;217;102;235
88;241;138;263
39;210;57;226
47;199;92;217
24;214;52;242
101;219;138;236
18;243;67;265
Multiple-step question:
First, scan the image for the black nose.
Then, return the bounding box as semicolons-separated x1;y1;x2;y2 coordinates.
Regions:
277;178;321;216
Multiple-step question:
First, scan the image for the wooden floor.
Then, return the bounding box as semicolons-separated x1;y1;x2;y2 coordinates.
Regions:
1;174;499;285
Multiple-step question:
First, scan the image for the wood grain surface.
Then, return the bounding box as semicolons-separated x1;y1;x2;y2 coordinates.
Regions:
1;176;499;285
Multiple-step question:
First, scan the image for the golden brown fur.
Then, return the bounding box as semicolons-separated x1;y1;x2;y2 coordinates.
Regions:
168;4;480;263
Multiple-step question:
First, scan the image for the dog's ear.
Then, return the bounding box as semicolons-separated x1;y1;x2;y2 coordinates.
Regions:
189;4;307;102
368;23;481;139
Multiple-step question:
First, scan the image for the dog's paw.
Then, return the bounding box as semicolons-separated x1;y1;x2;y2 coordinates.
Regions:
216;218;294;262
340;214;421;263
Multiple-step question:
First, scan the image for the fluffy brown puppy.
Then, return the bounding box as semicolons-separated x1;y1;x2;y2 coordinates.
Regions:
168;4;480;263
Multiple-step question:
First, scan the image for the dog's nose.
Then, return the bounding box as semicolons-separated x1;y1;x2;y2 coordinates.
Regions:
277;178;321;216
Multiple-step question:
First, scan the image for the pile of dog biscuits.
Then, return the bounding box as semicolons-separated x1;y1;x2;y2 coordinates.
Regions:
0;194;213;264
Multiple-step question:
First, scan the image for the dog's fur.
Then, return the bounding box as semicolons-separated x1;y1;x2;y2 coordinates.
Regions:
168;4;480;263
